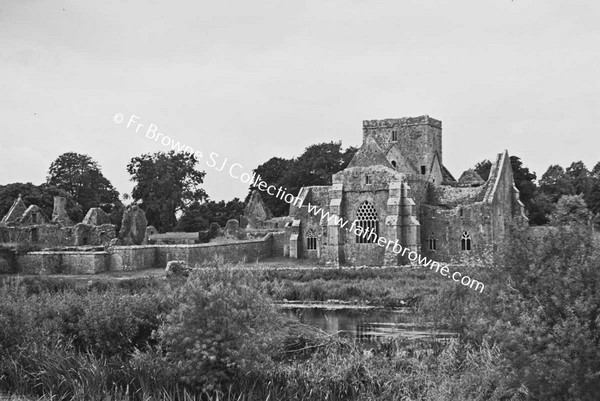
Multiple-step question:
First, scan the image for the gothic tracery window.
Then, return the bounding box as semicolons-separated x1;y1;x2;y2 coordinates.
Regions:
356;201;378;244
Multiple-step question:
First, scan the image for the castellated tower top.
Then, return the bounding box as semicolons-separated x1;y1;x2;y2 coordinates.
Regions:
362;115;442;129
362;115;443;174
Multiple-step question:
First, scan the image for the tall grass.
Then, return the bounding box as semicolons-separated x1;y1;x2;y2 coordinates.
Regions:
0;263;527;400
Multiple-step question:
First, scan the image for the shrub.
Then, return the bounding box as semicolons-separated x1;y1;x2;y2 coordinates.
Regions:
152;266;285;393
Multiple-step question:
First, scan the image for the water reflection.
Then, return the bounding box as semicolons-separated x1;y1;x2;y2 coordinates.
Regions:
280;306;457;342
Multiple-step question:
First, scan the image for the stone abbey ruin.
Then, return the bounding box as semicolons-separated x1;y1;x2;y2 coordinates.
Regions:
0;115;527;275
287;115;528;265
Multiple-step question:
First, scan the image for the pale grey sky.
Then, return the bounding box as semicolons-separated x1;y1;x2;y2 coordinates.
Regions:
1;0;599;201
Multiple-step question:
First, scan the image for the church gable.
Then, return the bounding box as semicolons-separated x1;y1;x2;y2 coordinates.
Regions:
427;151;444;185
0;195;28;226
385;144;417;174
483;150;527;221
347;136;394;169
441;165;457;183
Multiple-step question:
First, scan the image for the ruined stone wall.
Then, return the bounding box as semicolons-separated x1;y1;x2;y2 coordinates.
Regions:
290;204;323;259
0;248;16;274
406;178;430;216
482;151;528;247
0;225;70;247
16;251;110;274
420;203;494;262
4;234;279;274
155;234;274;267
270;231;287;257
327;165;406;266
109;246;157;271
0;224;116;248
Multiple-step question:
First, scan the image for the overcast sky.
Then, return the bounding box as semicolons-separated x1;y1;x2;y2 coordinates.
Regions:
1;0;599;202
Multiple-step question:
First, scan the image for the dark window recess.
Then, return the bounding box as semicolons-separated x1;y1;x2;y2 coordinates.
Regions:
306;228;317;250
391;160;397;169
392;131;398;141
421;165;426;175
365;175;371;184
461;231;472;251
429;235;437;251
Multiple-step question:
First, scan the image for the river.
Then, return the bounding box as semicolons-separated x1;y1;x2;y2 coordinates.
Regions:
279;303;457;342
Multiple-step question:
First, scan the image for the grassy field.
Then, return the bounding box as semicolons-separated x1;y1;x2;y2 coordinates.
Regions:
1;261;447;308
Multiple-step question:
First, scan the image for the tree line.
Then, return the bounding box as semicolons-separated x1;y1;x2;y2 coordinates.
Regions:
1;145;598;233
475;157;600;225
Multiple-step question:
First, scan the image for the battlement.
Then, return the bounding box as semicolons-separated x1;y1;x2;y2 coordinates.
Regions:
362;115;442;129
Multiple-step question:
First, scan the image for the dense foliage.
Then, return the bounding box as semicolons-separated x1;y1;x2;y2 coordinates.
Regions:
0;182;84;222
127;151;208;232
476;157;600;226
248;142;357;216
175;198;245;232
1;227;600;400
47;152;120;213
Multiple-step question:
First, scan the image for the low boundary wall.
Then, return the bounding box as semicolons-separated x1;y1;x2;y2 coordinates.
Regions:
10;232;282;275
17;251;109;274
155;235;274;268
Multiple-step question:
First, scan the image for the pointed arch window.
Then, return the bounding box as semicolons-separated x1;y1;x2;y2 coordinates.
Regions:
391;160;397;169
428;233;437;251
306;228;317;250
461;231;472;251
356;201;378;244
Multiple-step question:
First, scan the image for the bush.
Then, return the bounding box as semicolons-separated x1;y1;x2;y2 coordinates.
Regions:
422;224;600;400
151;266;285;393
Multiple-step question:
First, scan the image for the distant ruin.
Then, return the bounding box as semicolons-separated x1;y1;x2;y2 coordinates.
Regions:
0;196;116;248
0;115;529;275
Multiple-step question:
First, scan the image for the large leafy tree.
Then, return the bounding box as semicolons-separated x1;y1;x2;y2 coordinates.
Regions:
127;151;208;232
248;142;357;216
549;194;592;226
474;159;492;181
46;152;120;213
565;161;592;197
247;157;294;216
538;164;576;202
175;198;245;232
